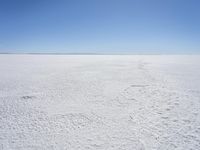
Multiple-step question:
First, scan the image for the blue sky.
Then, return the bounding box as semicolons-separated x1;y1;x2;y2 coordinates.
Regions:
0;0;200;54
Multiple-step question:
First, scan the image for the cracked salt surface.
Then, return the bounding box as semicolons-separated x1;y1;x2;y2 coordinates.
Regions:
0;55;200;150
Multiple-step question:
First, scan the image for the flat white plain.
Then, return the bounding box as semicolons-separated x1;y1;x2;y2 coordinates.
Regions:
0;55;200;150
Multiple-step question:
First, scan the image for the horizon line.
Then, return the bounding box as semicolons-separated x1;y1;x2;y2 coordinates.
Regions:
0;52;199;55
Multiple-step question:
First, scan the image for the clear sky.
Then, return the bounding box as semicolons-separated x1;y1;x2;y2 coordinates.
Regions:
0;0;200;54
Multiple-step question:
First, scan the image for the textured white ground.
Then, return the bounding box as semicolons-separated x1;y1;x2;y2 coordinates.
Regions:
0;55;200;150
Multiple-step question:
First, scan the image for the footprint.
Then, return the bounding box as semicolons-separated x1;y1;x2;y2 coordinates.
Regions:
131;85;149;88
174;102;179;106
157;112;162;115
161;116;169;120
172;119;178;122
128;98;137;101
21;96;36;100
183;119;191;124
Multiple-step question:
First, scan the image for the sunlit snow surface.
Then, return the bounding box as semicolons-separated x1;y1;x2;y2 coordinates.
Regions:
0;55;200;150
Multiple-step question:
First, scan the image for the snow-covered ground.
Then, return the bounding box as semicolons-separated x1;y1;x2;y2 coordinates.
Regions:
0;55;200;150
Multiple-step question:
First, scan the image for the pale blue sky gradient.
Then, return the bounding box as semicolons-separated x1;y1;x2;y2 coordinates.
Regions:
0;0;200;54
